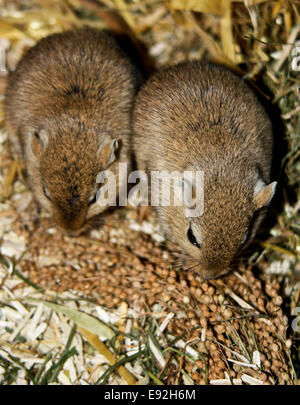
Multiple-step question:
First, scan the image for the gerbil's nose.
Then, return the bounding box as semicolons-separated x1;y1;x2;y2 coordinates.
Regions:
54;208;87;233
199;267;229;281
60;218;86;233
65;227;86;237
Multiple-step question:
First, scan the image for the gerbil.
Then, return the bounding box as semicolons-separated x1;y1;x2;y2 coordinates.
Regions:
133;61;277;280
5;28;138;232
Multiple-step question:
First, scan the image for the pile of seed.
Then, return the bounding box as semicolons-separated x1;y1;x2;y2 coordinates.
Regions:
10;201;292;384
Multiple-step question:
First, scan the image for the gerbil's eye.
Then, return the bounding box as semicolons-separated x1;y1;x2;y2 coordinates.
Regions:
43;185;51;201
187;224;201;249
88;194;97;206
241;231;248;246
88;189;99;206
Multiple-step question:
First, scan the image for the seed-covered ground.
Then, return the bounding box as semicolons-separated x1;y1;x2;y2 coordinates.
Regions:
0;0;299;385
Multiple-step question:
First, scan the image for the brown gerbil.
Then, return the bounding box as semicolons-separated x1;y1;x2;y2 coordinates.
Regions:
133;61;277;280
5;28;138;232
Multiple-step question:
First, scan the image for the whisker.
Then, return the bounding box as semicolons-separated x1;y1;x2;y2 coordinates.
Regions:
182;263;200;273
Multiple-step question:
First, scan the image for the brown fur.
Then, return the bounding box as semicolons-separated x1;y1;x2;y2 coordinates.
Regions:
133;61;276;280
5;28;138;231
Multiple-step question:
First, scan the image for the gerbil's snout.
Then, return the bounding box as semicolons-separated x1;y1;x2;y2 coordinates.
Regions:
57;218;86;233
199;267;229;281
53;206;88;233
184;256;230;280
198;253;233;280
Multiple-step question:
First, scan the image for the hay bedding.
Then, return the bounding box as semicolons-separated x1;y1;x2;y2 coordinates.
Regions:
0;0;299;385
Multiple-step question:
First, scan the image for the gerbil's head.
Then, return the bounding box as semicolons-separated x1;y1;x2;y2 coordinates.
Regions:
166;168;276;280
26;127;119;232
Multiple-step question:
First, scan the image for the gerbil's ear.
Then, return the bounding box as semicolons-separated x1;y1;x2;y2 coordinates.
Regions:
253;179;277;210
98;139;119;168
29;130;49;158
